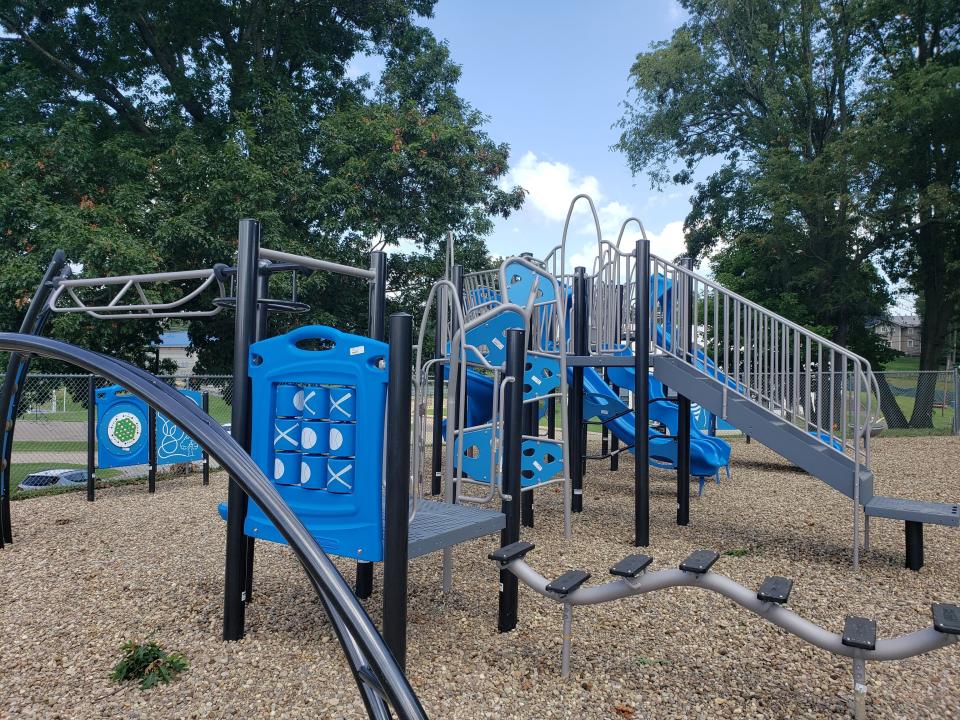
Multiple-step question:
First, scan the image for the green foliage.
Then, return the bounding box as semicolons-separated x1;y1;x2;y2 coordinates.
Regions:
616;0;958;370
111;640;188;690
0;2;524;373
722;548;751;558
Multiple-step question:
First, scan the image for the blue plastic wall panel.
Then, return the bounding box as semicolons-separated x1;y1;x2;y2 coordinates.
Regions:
243;325;389;562
502;260;557;307
96;385;202;468
463;309;525;366
453;425;497;484
469;287;501;309
520;437;564;488
523;353;561;402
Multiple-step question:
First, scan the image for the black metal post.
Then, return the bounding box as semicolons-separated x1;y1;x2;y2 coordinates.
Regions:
1;250;68;543
610;381;620;471
905;521;924;571
569;268;587;513
635;239;651;547
86;375;96;502
241;266;271;605
676;258;693;526
148;406;157;493
202;391;210;485
601;369;610;459
356;250;387;600
498;328;525;633
383;313;412;666
546;396;556;439
223;218;260;641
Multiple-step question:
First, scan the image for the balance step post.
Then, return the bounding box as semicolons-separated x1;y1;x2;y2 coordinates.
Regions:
757;576;793;604
546;570;591;597
679;550;719;574
932;604;960;635
842;616;877;651
489;541;535;565
609;554;653;578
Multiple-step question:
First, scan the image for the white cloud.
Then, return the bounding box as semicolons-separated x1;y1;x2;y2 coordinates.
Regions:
504;152;602;222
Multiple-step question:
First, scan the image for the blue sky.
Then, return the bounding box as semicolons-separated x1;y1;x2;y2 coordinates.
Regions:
424;0;694;270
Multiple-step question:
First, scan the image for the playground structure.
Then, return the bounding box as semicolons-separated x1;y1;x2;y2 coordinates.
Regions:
0;196;957;718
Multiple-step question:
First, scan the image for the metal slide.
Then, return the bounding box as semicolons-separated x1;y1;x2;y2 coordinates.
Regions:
0;333;427;720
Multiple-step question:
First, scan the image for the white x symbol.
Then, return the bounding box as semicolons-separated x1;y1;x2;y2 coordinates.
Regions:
274;422;299;447
301;389;317;415
328;463;353;491
330;391;352;418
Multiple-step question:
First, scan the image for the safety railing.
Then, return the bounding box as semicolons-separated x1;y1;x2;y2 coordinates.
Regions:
649;254;882;465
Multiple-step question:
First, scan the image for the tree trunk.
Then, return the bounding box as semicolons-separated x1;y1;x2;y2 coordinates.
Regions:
910;225;950;427
876;373;909;428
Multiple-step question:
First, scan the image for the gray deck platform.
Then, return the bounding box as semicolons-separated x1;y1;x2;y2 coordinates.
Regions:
408;500;505;559
864;497;960;526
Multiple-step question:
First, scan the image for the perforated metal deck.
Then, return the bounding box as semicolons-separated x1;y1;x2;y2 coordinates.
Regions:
864;497;960;526
408;500;505;559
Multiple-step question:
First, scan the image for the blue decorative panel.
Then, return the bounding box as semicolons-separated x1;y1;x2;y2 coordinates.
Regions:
522;353;561;402
501;259;557;307
96;385;202;468
463;309;525;366
520;438;564;488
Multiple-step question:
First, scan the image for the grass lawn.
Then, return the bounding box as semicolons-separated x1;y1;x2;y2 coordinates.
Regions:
13;440;89;453
882;356;922;372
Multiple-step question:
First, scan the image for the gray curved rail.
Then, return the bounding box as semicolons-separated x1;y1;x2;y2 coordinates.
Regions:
0;333;427;720
502;558;957;663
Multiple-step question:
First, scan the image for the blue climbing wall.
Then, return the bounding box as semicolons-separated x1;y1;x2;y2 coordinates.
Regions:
242;326;389;562
96;386;202;469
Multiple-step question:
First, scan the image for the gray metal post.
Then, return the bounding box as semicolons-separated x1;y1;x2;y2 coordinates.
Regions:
953;368;959;436
383;313;412;667
223;218;260;641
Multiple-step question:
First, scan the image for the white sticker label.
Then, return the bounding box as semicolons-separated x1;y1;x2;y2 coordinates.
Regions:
532;461;542;471
492;337;504;349
574;489;583;495
532;376;541;385
349;346;365;356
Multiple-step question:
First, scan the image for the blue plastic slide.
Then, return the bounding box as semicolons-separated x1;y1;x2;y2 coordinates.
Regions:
581;367;729;491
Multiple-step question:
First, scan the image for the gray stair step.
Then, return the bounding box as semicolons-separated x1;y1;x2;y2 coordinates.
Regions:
864;497;960;526
653;355;873;502
408;500;505;559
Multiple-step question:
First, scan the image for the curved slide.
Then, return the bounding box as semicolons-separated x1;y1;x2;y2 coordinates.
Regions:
582;366;729;486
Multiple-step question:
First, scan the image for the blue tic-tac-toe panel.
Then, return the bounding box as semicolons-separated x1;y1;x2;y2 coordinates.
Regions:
239;325;389;562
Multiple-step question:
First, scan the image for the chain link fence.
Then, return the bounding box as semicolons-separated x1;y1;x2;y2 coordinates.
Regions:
874;369;958;435
10;374;233;493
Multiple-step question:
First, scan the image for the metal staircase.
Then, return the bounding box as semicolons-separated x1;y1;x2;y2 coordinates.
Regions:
646;254;958;570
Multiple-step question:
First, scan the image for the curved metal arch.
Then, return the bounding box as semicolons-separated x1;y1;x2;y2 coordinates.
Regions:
0;333;427;720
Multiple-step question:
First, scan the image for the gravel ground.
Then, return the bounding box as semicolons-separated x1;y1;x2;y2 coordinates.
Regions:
1;435;958;719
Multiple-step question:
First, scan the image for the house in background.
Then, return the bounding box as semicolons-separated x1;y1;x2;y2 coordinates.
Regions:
874;315;922;356
155;330;197;374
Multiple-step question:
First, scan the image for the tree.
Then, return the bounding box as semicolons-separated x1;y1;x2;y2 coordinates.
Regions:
616;0;895;365
857;0;960;426
0;2;523;373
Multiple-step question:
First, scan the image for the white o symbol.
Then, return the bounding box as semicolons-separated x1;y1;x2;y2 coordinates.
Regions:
300;462;311;485
302;426;317;450
330;427;343;451
293;389;305;411
274;457;285;480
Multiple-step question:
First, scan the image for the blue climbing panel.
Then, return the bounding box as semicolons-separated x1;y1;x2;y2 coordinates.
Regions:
520;438;564;489
523;353;561;402
453;425;498;484
239;325;389;562
501;259;557;307
96;385;202;469
463;308;525;366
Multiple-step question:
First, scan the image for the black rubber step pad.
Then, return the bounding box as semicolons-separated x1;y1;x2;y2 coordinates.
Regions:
609;554;653;578
842;616;877;651
932;604;960;635
488;541;535;564
679;550;719;574
546;569;591;596
757;576;793;604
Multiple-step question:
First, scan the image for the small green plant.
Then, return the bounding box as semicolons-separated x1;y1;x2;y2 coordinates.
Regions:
635;656;670;666
723;548;751;558
111;640;188;690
